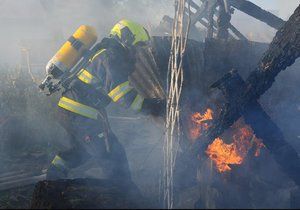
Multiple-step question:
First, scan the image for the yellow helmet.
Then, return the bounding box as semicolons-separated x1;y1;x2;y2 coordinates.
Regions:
110;19;150;47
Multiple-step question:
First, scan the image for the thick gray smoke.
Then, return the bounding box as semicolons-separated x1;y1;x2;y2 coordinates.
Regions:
0;0;299;208
0;0;298;65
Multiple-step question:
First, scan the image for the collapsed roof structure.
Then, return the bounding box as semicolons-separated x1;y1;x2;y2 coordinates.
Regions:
158;0;285;41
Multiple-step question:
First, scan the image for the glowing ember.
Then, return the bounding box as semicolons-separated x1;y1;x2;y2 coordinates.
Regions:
188;108;213;140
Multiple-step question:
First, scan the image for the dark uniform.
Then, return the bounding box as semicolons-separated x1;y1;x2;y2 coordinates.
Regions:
47;35;135;181
47;19;165;181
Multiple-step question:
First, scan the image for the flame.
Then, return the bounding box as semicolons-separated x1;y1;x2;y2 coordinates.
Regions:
188;108;213;140
206;137;243;172
188;108;265;173
206;123;264;173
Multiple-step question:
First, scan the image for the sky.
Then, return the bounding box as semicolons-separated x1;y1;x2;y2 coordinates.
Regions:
251;0;299;19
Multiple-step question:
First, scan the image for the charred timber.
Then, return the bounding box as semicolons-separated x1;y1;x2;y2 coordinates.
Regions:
211;71;300;186
207;4;300;141
205;5;300;185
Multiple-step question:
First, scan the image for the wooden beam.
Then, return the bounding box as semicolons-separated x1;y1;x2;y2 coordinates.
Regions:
186;8;244;40
190;0;208;25
203;4;300;186
189;0;201;11
229;0;285;30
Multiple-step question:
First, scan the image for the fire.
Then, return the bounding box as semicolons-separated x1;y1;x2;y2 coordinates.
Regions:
188;108;213;140
206;123;264;173
188;108;265;173
206;138;243;172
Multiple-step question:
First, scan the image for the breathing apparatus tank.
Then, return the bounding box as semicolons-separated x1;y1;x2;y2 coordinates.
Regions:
39;25;98;93
46;25;98;78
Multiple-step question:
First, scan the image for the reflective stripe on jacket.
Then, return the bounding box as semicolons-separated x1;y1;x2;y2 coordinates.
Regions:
58;96;99;120
108;81;144;111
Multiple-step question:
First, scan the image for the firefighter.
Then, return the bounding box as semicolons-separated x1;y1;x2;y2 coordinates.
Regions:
85;19;166;116
90;19;196;194
46;19;166;181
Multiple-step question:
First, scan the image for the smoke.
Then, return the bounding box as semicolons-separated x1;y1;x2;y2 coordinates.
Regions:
0;0;174;66
0;1;172;203
0;0;299;208
0;0;297;64
252;0;299;19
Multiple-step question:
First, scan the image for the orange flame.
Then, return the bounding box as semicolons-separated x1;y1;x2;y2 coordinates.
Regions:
206;137;243;172
188;108;213;140
188;108;265;173
206;123;264;173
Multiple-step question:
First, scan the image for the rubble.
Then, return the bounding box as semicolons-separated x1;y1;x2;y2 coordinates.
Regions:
31;178;149;209
203;4;300;186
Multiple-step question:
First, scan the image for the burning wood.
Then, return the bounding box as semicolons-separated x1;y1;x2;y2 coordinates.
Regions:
206;120;264;173
189;108;264;173
188;108;213;141
199;4;300;186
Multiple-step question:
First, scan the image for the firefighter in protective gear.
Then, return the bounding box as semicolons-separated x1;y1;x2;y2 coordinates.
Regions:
47;19;165;180
94;19;166;116
46;26;130;181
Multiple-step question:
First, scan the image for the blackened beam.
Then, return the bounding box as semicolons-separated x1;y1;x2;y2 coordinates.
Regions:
206;4;300;144
203;4;300;186
229;0;285;30
190;0;209;25
216;0;230;40
189;0;201;11
206;1;217;38
184;9;217;34
211;71;300;186
188;0;247;40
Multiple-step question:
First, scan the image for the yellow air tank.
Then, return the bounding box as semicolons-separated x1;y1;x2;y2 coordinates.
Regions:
46;25;98;78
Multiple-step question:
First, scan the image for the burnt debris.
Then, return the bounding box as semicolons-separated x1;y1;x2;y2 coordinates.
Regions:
205;4;300;186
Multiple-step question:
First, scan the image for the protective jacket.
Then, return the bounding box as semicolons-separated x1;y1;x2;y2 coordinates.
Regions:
48;39;135;180
48;35;166;180
58;37;165;120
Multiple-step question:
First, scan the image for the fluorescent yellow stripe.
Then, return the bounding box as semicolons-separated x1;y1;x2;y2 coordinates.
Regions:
58;97;98;120
113;87;133;102
51;155;66;168
81;69;93;79
77;69;95;84
90;49;107;62
130;94;144;111
108;81;133;102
